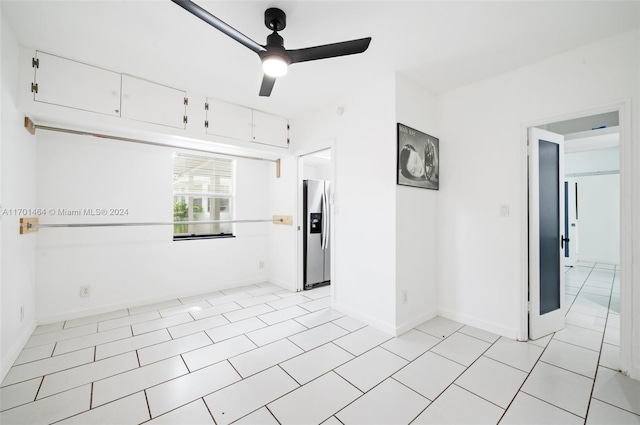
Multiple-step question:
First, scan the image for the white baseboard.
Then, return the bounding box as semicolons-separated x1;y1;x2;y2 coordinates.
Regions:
267;277;296;293
36;278;285;325
576;257;619;265
395;311;438;336
1;319;37;382
437;308;519;340
332;302;396;336
622;363;640;381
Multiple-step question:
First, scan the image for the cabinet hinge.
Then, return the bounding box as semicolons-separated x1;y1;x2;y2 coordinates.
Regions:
184;97;188;106
204;102;209;111
183;116;188;124
32;57;39;68
527;301;531;312
31;83;38;93
204;120;209;129
287;138;290;145
287;124;290;130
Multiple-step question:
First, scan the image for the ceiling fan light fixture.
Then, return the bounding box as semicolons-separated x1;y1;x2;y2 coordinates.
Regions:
172;1;371;96
262;55;289;77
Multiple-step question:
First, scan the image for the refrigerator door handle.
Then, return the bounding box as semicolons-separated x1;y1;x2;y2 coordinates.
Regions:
321;190;328;250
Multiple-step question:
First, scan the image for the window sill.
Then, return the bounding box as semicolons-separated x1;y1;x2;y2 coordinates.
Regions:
173;234;236;241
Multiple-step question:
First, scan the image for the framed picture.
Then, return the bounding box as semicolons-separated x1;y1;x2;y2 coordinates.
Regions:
397;123;439;190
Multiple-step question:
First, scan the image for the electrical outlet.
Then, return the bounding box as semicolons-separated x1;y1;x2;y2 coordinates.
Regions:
402;290;408;304
258;261;264;270
80;285;91;298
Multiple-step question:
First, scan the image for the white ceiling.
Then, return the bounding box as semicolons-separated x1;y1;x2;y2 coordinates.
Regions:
2;1;639;120
565;126;619;153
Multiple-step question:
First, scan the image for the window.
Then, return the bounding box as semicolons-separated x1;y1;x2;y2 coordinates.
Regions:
173;153;235;240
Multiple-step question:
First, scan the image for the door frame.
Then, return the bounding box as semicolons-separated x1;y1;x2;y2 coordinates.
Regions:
563;177;579;267
295;140;336;294
519;99;636;377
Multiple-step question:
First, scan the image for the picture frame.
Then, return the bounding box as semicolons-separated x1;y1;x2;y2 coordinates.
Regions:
397;123;439;190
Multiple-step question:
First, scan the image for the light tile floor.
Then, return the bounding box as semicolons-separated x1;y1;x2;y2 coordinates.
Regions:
1;263;639;424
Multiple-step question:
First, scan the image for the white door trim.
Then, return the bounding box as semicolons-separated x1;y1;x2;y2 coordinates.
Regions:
520;99;636;379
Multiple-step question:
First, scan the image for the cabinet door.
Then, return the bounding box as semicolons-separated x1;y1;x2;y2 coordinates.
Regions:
252;110;289;148
206;98;253;141
33;51;121;116
121;75;187;129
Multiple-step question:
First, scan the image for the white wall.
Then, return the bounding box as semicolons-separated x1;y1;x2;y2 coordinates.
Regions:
395;75;439;332
437;30;639;342
565;147;619;174
291;73;398;333
565;147;620;264
1;12;38;379
303;161;332;181
291;73;440;335
0;29;298;372
35;130;272;322
575;174;619;264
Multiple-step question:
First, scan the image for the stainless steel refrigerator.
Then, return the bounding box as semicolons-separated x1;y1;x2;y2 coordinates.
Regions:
303;179;331;289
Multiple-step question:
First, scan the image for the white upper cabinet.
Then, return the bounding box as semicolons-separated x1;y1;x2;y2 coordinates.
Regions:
33;51;121;116
205;98;253;141
29;51;289;145
206;98;289;148
252;110;289;148
121;75;187;129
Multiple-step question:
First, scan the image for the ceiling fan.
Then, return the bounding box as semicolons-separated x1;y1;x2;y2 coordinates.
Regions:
171;0;372;97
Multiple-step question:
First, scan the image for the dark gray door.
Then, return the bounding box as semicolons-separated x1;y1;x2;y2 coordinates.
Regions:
529;128;565;339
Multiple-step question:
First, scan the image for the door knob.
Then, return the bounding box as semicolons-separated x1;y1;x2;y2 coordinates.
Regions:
561;235;570;249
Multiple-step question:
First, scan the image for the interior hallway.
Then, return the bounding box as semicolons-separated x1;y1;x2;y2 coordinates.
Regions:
0;264;638;424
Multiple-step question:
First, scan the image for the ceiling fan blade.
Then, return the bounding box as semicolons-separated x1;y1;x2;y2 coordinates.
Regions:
171;0;265;54
288;37;371;64
259;75;277;97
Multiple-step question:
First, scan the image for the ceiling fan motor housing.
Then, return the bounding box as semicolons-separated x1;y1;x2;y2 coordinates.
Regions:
171;0;371;96
265;8;286;31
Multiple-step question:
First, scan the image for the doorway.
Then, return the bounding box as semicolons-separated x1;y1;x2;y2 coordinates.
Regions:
526;110;623;359
297;148;334;292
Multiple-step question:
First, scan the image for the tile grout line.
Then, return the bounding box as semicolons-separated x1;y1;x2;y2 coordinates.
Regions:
564;266;589;314
495;329;559;424
32;376;45;403
143;389;152;421
276;363;303;387
89;381;94;410
518;390;587;420
200;396;217;424
11;296;368;420
536;358;596;380
234;316;374;423
589;397;640;417
500;262;615;423
5;281;624;425
262;368;355;423
581;265;617;423
264;404;283;425
452;383;508;411
388;376;433;424
403;328;503;424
